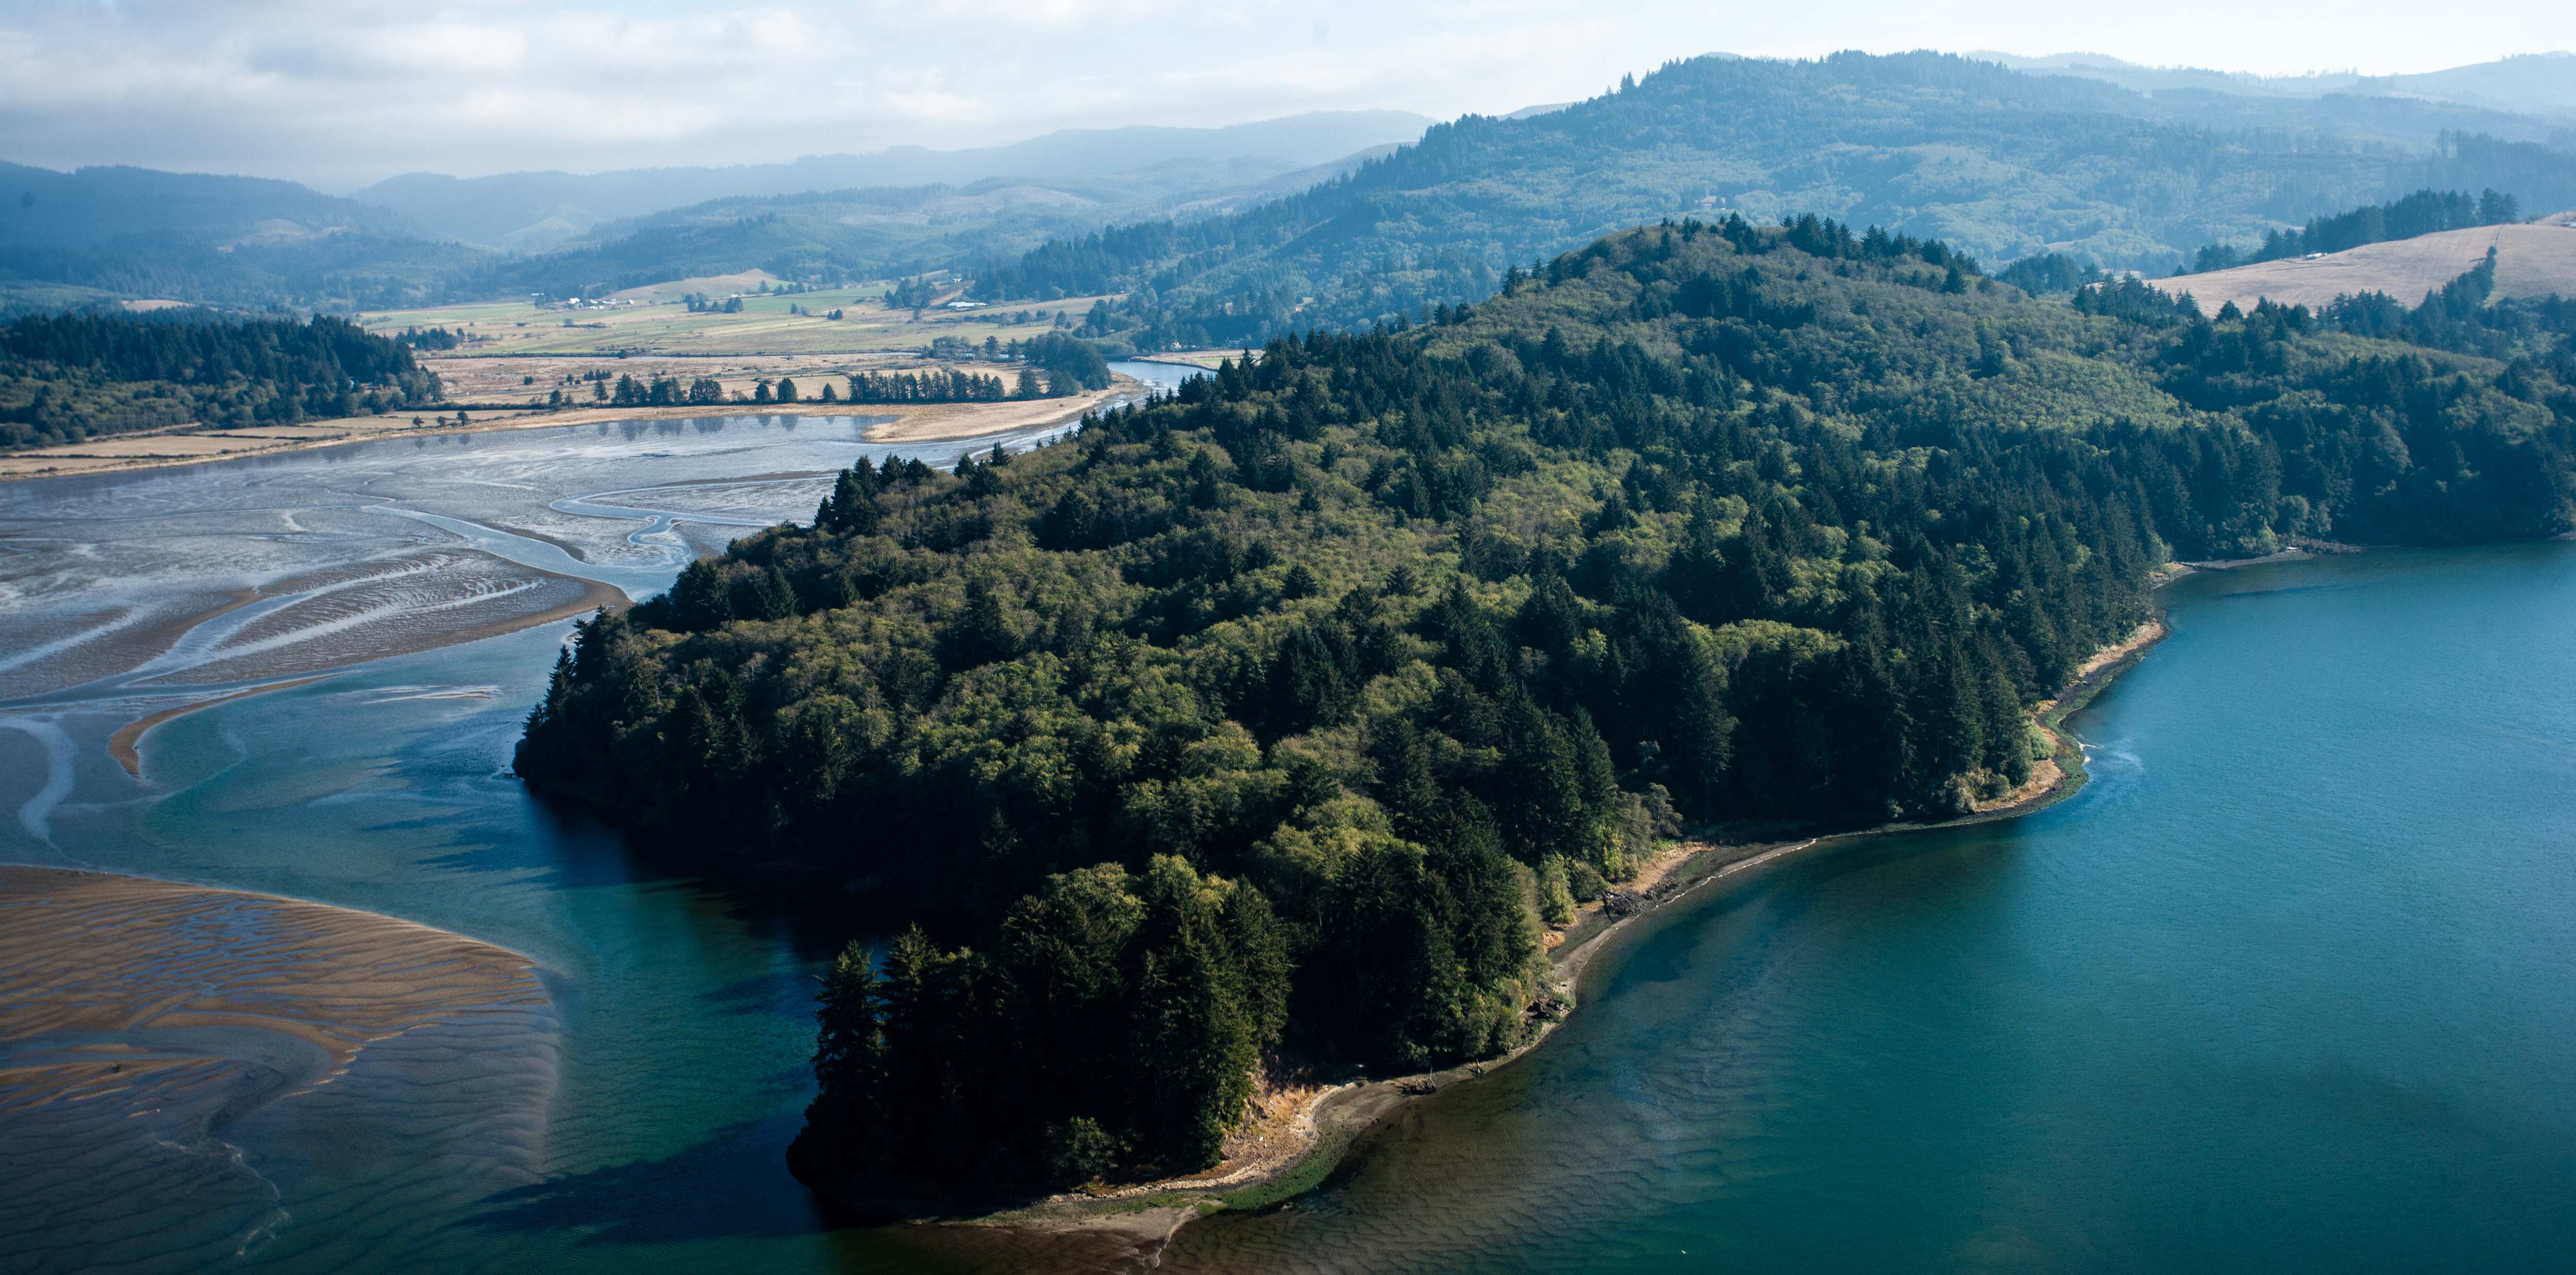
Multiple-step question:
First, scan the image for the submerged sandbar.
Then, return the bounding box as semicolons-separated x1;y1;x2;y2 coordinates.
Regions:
0;865;559;1274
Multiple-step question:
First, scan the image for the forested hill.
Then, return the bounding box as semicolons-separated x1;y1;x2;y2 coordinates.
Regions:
0;163;479;313
0;310;443;449
517;217;2576;1199
970;51;2576;347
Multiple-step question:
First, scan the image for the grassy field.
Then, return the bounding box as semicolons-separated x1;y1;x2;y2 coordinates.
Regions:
2155;221;2576;315
356;282;1117;358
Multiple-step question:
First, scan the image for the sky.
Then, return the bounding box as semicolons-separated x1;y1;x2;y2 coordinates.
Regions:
4;0;2573;191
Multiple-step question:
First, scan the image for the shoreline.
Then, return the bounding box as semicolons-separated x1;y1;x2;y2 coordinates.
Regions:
914;605;2191;1261
0;378;1146;484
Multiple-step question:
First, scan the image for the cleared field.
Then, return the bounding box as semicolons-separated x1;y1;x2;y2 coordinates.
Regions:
2154;220;2576;315
356;284;1116;357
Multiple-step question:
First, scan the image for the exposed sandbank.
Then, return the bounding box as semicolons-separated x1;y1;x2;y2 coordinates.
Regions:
0;378;1144;482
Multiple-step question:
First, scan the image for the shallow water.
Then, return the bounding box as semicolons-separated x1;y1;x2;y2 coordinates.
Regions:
0;368;1195;1275
1163;542;2576;1274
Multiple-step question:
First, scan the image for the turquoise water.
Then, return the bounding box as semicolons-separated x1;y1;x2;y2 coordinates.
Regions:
8;405;2574;1271
1163;541;2576;1273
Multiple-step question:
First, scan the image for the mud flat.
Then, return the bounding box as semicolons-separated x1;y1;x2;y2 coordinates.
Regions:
0;865;559;1275
0;378;1144;482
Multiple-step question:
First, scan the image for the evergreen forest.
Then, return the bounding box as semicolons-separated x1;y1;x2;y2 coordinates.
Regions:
514;215;2576;1200
0;310;444;450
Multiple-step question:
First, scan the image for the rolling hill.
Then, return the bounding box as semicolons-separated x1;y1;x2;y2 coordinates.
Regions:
969;51;2576;348
350;112;1436;251
1982;51;2576;121
0;113;1436;312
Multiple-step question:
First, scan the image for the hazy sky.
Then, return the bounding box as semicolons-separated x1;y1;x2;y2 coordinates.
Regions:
5;0;2572;190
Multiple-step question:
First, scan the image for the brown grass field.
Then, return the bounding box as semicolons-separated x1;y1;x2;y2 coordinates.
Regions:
2152;219;2576;315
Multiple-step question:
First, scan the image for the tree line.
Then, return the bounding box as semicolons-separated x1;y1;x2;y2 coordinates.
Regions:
2183;187;2524;274
846;369;1034;403
516;217;2576;1203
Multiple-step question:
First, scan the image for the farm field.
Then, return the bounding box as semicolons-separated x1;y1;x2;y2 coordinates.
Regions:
2154;218;2576;315
356;280;1120;357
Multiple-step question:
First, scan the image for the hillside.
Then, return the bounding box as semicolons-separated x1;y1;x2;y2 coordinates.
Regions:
0;162;424;252
970;52;2576;348
516;216;2576;1200
0;162;478;311
2157;219;2576;314
456;167;1388;302
351;112;1436;251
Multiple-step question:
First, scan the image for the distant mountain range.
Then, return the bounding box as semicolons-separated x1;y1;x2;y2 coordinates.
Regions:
1977;51;2576;119
0;111;1434;313
349;111;1436;251
8;55;2576;327
1;163;425;252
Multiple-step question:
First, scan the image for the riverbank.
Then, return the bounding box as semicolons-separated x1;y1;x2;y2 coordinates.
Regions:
920;610;2184;1266
0;378;1144;482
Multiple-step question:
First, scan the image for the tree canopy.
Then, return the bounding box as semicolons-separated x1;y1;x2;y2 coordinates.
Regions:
518;215;2576;1199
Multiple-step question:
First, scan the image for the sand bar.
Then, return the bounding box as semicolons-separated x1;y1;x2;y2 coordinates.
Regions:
0;378;1142;482
0;865;558;1274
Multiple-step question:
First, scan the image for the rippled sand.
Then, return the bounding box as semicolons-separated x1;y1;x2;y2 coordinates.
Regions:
136;550;622;689
0;866;559;1275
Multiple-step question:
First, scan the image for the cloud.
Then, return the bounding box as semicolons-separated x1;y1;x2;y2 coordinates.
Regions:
0;0;2568;189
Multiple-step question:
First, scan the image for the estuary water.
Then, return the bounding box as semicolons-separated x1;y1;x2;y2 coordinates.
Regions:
1164;541;2576;1275
4;376;2572;1272
0;367;1194;1275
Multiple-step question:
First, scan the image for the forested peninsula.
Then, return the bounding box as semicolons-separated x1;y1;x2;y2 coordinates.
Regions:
515;216;2576;1204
